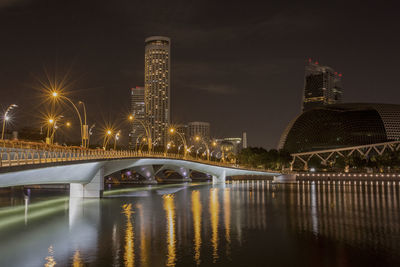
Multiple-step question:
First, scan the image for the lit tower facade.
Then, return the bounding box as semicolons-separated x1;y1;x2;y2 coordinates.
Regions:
188;121;210;143
144;36;171;147
130;86;145;149
302;59;343;111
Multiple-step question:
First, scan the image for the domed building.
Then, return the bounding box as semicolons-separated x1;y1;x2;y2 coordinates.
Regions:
278;103;400;153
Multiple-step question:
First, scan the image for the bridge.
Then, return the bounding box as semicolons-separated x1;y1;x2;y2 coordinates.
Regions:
0;140;279;198
290;140;400;170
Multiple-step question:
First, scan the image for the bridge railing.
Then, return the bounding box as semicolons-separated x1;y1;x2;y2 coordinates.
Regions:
0;139;273;172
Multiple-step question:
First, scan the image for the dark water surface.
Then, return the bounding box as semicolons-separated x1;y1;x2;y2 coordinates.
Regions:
0;180;399;266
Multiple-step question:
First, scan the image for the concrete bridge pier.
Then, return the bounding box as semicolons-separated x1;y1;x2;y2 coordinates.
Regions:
212;169;226;184
70;167;104;198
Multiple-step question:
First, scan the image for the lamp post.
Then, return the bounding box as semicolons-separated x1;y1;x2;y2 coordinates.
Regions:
49;115;65;144
129;115;152;152
195;136;210;161
164;141;174;156
169;127;187;159
79;101;89;148
87;124;95;148
46;118;55;144
113;130;121;150
51;92;85;147
1;104;17;140
103;129;113;150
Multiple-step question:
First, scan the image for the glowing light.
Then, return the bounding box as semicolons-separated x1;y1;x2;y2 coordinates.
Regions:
163;194;176;267
107;130;112;135
224;188;231;251
44;245;57;267
129;115;134;121
52;92;58;97
66;122;71;127
210;188;219;263
192;190;202;265
48;118;54;124
169;128;175;134
122;204;135;267
72;250;84;267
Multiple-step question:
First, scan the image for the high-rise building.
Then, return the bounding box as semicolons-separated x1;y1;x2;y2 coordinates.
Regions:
188;121;210;143
130;86;145;149
302;60;343;111
242;132;247;149
144;36;171;147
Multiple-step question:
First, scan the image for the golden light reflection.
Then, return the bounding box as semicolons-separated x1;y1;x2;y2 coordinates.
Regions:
224;188;231;255
44;245;56;267
122;204;135;267
136;204;148;267
209;188;219;263
163;194;176;267
72;250;84;267
191;190;202;265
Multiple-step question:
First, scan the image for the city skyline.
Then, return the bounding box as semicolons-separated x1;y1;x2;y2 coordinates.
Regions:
0;1;400;148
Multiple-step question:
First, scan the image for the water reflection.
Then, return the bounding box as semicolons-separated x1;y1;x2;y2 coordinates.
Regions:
224;188;231;256
163;194;176;267
1;181;400;266
72;250;83;267
136;204;148;267
191;190;202;265
122;204;135;267
44;245;56;267
288;181;400;253
209;188;219;262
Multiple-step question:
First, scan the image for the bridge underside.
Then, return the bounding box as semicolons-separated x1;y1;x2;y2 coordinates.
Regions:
0;158;277;198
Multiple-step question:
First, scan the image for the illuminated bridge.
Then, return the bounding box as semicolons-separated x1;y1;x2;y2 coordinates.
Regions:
0;140;278;198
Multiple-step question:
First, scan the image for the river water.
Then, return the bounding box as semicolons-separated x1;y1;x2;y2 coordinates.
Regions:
0;180;399;266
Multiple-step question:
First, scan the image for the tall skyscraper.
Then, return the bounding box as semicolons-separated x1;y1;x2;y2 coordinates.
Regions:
302;60;343;111
144;36;171;147
130;86;145;149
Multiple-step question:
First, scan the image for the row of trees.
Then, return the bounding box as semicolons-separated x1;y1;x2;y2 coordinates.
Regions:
237;147;292;170
305;150;400;172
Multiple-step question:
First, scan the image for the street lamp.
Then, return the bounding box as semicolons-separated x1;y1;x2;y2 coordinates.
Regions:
87;124;95;148
164;141;174;156
113;130;121;150
169;127;188;158
78;101;89;148
194;136;210;161
1;104;18;140
103;129;113;150
47;115;64;145
51;91;86;147
129;114;152;152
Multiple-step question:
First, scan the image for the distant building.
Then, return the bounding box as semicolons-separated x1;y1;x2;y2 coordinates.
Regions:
242;132;247;149
176;124;188;139
221;137;242;154
302;60;343;111
188;121;210;143
144;36;171;147
279;103;400;153
130;86;145;149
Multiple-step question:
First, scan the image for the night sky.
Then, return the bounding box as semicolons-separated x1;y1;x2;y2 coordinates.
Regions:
1;0;399;148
